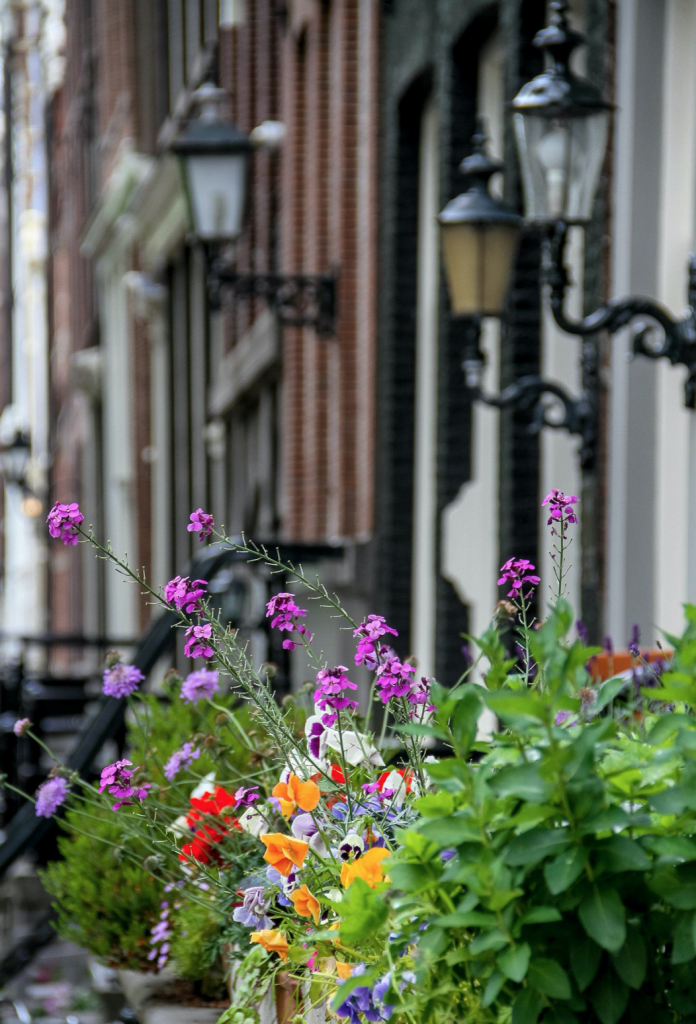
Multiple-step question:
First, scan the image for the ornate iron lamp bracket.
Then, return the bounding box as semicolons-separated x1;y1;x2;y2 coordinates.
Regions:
207;251;338;337
543;223;696;407
461;319;597;470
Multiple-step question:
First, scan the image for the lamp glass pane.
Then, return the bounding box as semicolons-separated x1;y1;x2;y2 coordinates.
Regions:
514;110;609;223
441;222;519;316
185;151;247;241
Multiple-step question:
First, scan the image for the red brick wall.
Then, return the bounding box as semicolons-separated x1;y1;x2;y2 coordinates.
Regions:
221;0;380;543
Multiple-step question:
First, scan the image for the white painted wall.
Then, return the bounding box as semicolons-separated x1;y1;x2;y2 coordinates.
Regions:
442;31;503;644
411;96;439;679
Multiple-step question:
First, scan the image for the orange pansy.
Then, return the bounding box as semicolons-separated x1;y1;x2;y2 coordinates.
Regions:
261;832;310;876
340;847;391;889
336;961;354;979
290;883;320;925
272;774;321;818
250;929;289;962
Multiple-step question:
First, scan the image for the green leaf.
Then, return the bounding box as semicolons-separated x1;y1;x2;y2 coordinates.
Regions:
643;835;696;861
594;677;628;712
527;958;572;999
470;929;508;954
486;692;548;722
519;906;562;925
413;792;455;817
493;763;552;804
597;835;651;872
392;723;447;740
612;926;647;987
545;847;587;895
498;942;531;982
338;878;388;945
505;828;571;867
589;972;629;1024
481;970;505;1008
672;914;696;965
647;713;696;745
511;987;545;1024
578;887;626;953
570;933;602;992
435;910;497;929
451;687;483;757
417;815;478;847
544;1010;579;1024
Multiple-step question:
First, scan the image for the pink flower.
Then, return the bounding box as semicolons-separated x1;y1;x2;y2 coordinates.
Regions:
187;508;214;541
353;615;398;667
46;502;84;546
102;662;144;698
266;592;312;650
497;558;540;600
542;490;579;539
164;576;208;614
99;759;151;811
35;776;70;817
184;623;214;659
314;666;359;726
180;668;219;703
13;717;31;737
375;656;416;704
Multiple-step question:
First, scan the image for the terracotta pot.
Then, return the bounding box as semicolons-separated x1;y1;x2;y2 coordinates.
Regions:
588;649;669;683
276;972;300;1024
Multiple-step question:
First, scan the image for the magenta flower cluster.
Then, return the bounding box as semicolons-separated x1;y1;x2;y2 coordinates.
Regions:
102;662;144;699
314;666;359;726
498;558;540;601
187;508;214;541
542;489;579;538
353;615;398;668
266;591;313;651
164;576;208;614
46;502;84;546
35;776;70;818
163;742;200;781
99;759;151;811
184;623;214;660
180;667;219;704
375;656;417;703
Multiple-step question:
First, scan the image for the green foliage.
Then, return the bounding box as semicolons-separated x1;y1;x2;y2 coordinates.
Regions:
215;946;274;1024
368;604;696;1024
40;804;159;970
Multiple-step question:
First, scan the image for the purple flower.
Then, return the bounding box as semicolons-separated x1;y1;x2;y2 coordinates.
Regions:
629;623;640;658
305;714;328;759
46;502;84;546
336;965;392;1024
338;832;365;861
555;710;574;726
497;558;540;601
13;717;31;737
266;592;312;650
149;902;172;970
314;666;359;726
35;776;70;817
374;656;415;704
576;621;589;645
440;849;456;862
234;786;260;808
353;615;398;667
163;742;200;781
542;489;579;538
164;576;208;614
99;759;151;811
187;508;214;541
102;662;144;699
184;623;214;659
180;667;219;703
603;636;614;656
233;886;272;928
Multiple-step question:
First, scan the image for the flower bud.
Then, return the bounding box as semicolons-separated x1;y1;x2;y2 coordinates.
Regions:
143;854;163;872
202;734;217;749
281;693;296;708
105;650;122;670
215;712;229;727
260;662;278;679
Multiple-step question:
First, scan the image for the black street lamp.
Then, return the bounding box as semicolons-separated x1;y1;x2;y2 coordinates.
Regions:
172;82;338;336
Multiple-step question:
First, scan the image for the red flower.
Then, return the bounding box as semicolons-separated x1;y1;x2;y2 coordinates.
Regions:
180;786;240;864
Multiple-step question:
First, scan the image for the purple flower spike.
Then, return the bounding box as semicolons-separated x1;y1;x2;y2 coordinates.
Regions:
99;759;151;811
35;777;70;817
353;615;398;667
187;508;214;541
542;489;579;539
314;666;359;726
163;742;200;780
164;576;208;614
46;502;84;546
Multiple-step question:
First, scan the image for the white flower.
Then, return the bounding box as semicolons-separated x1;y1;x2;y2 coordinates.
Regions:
310;832;328;858
238;807;268;837
190;772;217;800
380;769;408;807
167;814;193;838
325;729;384;768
